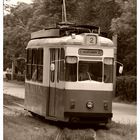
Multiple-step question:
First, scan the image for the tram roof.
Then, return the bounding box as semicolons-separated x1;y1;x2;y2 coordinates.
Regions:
28;23;114;48
31;23;100;39
27;33;114;48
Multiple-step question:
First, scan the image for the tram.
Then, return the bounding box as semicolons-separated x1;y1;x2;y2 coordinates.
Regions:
24;23;121;124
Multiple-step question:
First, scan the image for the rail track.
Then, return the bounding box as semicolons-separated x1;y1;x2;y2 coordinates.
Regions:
55;128;64;140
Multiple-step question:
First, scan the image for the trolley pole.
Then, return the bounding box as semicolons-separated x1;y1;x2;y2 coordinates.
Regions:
62;0;67;22
62;4;64;22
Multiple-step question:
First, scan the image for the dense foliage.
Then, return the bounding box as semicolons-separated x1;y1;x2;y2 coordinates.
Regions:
4;2;33;68
116;76;136;102
111;0;136;75
4;0;136;76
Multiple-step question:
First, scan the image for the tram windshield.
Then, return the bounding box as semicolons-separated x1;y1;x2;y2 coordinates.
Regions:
65;57;113;83
79;61;102;82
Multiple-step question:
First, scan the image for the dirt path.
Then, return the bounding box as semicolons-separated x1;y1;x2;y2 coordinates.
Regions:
112;102;136;124
3;81;25;99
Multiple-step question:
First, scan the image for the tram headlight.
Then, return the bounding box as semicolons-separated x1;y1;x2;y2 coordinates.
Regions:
86;101;94;109
70;99;75;109
104;101;109;110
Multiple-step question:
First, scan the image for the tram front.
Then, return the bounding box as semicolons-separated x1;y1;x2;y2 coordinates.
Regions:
64;34;115;124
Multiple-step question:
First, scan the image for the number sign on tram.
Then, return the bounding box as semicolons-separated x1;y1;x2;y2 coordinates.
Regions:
86;35;97;45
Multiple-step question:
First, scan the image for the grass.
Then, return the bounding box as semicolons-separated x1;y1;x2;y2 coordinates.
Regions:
4;113;136;140
60;122;136;140
96;122;136;140
4;115;59;140
61;128;96;140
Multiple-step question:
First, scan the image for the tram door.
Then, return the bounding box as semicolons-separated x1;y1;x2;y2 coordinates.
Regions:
49;48;58;117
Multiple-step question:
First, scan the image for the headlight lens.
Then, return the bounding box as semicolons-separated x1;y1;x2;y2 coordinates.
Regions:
104;102;108;110
86;101;94;109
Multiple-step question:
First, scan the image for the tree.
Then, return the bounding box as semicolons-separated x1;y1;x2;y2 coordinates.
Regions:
28;0;62;30
111;0;136;75
4;2;33;70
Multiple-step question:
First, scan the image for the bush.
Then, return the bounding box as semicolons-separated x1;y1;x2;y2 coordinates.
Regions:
115;76;136;102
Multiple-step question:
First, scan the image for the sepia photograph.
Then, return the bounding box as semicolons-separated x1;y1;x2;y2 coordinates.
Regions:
3;0;137;139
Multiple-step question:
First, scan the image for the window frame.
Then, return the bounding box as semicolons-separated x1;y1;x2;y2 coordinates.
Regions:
78;59;103;82
59;48;65;81
50;48;55;83
37;48;43;82
65;56;78;82
26;48;44;83
103;57;114;83
31;49;38;81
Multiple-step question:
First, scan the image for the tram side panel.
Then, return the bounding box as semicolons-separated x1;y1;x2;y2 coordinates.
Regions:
25;46;66;120
48;47;66;120
25;83;49;116
55;84;66;120
25;47;50;117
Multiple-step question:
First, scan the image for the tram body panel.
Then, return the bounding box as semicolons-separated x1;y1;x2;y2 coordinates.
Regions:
43;47;50;86
64;89;112;113
48;47;66;119
65;82;113;91
25;83;49;116
25;46;50;117
54;87;65;119
64;82;113;121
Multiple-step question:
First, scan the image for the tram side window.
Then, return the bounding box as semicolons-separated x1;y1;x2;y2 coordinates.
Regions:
26;49;32;80
26;48;44;82
60;48;65;81
32;49;38;81
65;56;77;82
37;48;43;82
50;49;55;82
104;58;113;83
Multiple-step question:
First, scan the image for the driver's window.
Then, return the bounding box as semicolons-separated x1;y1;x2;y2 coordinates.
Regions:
60;48;65;81
78;61;102;82
65;56;77;82
104;58;113;83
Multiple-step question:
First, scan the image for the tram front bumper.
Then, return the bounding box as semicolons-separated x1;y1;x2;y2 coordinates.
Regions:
64;112;113;123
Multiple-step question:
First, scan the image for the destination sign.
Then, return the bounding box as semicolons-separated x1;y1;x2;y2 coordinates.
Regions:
78;49;103;56
86;35;97;45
